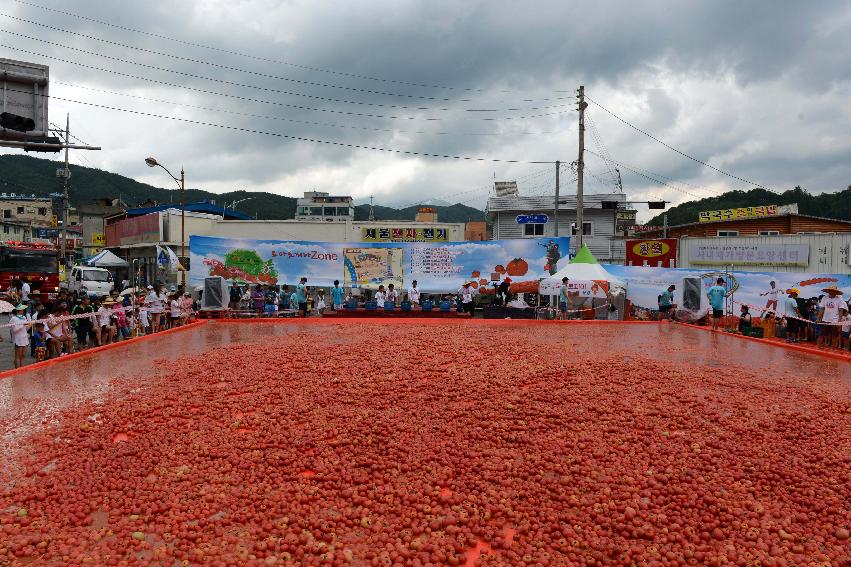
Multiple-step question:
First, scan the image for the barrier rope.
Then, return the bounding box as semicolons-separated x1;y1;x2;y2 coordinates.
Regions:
0;304;193;330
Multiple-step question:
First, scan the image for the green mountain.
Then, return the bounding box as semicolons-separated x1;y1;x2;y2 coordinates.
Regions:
0;154;485;222
648;186;851;226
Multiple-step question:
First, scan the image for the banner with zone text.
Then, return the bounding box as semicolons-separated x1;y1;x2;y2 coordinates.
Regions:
190;235;570;293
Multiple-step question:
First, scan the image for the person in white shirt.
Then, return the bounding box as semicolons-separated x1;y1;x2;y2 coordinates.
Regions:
9;304;30;368
407;280;421;307
841;313;851;351
20;280;30;302
817;286;847;348
96;299;117;344
169;294;182;327
459;283;474;316
759;280;782;316
374;285;386;308
145;285;164;333
385;284;398;306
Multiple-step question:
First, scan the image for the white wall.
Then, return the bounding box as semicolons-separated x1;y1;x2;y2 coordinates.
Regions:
206;219;466;243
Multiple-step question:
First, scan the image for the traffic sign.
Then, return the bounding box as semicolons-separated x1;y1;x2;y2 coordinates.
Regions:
515;214;548;225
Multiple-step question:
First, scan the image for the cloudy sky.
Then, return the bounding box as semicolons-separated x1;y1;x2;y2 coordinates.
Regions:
1;0;850;219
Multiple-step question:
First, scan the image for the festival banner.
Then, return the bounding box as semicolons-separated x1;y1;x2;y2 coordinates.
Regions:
189;235;570;293
688;242;809;267
603;264;851;321
626;238;677;268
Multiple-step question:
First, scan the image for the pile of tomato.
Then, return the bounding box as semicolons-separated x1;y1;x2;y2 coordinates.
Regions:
1;323;849;565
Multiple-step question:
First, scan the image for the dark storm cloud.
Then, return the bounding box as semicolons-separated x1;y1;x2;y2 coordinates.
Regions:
1;0;850;210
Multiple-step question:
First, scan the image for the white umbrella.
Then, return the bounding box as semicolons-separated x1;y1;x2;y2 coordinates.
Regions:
0;300;14;313
119;287;143;297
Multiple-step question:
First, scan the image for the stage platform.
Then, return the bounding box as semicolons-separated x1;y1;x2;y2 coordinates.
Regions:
322;308;472;318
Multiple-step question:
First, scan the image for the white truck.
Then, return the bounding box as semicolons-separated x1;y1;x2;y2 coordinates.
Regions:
62;265;114;297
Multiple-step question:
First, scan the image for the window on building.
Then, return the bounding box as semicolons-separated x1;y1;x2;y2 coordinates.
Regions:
13;227;18;235
297;206;310;216
324;207;337;217
16;206;24;214
717;230;739;237
571;221;592;236
524;223;545;236
3;210;10;219
2;225;8;234
758;230;779;236
38;207;47;216
32;228;38;238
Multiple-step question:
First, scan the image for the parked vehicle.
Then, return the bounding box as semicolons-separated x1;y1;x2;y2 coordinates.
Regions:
61;265;114;297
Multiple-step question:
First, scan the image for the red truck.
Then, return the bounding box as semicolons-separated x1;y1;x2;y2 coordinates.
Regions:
0;241;60;300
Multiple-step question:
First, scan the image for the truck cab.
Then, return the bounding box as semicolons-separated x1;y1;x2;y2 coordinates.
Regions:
64;266;114;298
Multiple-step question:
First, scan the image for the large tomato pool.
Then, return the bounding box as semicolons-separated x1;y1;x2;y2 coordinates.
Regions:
1;320;849;565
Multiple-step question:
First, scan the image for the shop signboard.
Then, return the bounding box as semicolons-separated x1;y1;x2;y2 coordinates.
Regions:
615;210;637;232
37;227;60;238
190;235;570;293
689;243;809;267
697;204;797;223
626;238;678;268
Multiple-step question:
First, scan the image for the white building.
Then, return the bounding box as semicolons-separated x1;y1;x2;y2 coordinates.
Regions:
295;191;354;222
486;193;628;263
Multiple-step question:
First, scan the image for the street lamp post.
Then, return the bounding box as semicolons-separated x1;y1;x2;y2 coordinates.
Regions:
145;157;185;286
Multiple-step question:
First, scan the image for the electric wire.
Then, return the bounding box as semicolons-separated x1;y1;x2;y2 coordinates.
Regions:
586;95;778;194
7;0;567;97
0;27;574;115
53;81;564;137
0;42;574;125
10;86;559;164
584;149;706;200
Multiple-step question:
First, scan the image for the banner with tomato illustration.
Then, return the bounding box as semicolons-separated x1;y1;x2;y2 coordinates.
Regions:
189;235;570;293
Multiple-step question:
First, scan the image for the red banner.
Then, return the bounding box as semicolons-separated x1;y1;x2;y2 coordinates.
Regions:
626;238;677;268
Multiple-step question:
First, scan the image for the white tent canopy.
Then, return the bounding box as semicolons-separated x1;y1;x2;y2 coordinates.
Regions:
85;249;129;268
540;262;625;294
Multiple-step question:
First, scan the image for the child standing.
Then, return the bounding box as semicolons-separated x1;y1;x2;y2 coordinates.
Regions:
9;304;30;368
32;319;48;362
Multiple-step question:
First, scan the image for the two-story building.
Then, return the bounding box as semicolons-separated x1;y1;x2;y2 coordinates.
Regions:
295;191;354;222
486;192;628;263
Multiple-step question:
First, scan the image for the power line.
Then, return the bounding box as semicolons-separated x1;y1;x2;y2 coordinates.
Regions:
584;148;706;200
585;95;779;194
0;42;574;125
0;26;572;114
53;81;564;138
0;12;574;108
7;0;571;98
9;86;560;164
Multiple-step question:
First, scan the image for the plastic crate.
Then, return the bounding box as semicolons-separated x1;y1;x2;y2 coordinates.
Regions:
364;301;377;311
421;300;433;311
384;303;395;311
401;301;412;311
439;301;452;312
345;300;357;310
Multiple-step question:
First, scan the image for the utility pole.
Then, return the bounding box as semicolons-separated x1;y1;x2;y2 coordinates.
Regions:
553;160;560;237
59;114;70;262
180;167;186;287
368;195;375;221
577;85;587;250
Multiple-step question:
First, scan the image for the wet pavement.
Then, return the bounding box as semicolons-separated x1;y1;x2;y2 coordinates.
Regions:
1;320;848;485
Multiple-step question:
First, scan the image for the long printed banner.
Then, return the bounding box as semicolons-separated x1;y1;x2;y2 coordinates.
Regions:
189;235;571;293
603;264;851;320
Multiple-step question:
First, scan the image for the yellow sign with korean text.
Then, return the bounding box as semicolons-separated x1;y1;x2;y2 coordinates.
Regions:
698;205;778;223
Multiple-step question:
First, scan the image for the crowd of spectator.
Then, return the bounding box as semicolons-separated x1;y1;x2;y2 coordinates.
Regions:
3;279;195;369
